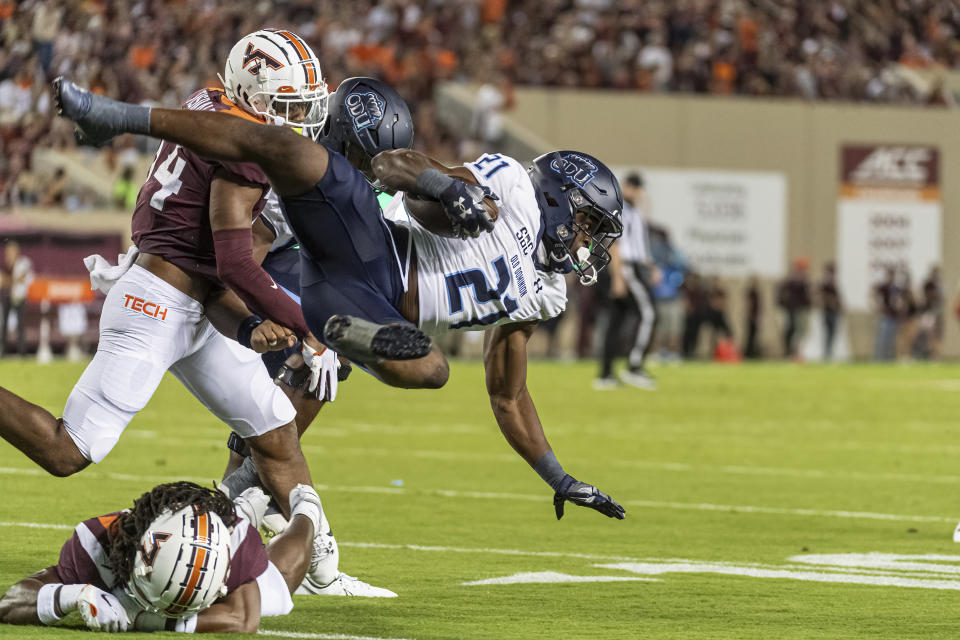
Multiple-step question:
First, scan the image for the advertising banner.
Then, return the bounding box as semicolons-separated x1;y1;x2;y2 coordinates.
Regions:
836;145;941;311
617;168;787;278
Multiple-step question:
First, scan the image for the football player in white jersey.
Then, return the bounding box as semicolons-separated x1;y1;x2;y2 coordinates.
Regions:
54;78;626;520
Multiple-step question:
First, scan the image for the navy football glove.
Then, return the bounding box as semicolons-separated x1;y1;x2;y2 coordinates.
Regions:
438;180;498;239
553;474;625;520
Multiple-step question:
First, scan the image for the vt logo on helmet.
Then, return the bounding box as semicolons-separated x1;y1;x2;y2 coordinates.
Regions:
241;43;283;76
136;531;172;567
220;29;329;139
126;504;232;619
528;150;623;285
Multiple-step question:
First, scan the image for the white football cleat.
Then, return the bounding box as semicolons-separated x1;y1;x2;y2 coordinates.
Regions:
619;368;657;390
953;521;960;542
296;572;398;597
592;377;619;391
295;529;397;597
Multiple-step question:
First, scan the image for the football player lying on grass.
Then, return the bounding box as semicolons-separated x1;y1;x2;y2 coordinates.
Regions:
0;481;318;633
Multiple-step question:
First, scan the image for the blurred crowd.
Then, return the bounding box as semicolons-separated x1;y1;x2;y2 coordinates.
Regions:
3;0;960;209
567;172;948;370
649;256;946;364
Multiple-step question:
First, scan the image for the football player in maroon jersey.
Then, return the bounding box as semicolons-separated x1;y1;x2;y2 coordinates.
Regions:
0;30;392;596
0;481;323;633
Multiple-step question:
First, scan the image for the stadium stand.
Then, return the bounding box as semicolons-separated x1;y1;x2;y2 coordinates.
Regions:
2;0;959;209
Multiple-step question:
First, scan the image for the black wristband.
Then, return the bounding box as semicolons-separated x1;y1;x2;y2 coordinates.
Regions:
226;432;250;457
237;314;263;349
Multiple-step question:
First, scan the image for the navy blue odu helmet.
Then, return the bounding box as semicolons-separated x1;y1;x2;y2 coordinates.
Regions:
527;150;623;285
316;76;414;181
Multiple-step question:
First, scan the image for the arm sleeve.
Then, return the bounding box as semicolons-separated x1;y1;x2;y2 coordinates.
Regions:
212;227;310;338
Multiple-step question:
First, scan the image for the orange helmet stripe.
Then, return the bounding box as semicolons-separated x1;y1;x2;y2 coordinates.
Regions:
168;511;212;613
275;30;318;85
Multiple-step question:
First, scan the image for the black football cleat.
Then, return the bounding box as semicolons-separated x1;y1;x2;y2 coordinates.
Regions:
53;77;150;146
324;315;432;363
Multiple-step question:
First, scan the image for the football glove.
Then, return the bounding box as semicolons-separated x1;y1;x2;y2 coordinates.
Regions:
553;474;626;520
301;342;339;401
276;344;350;401
438;180;498;239
234;485;271;530
77;584;129;633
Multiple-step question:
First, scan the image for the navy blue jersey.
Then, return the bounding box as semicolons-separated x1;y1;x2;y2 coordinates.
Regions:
260;243;303;377
274;150;410;348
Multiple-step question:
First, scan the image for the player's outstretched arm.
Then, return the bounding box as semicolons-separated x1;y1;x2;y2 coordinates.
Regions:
372;149;499;239
53;78;324;197
484;322;625;520
0;568;127;632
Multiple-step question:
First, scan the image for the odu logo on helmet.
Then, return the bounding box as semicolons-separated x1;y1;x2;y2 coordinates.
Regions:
550;153;598;187
346;91;385;132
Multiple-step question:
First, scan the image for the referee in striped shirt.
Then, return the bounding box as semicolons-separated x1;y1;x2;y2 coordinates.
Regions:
595;172;659;390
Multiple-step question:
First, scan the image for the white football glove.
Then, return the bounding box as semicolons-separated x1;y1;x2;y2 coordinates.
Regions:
301;342;339;402
289;483;324;535
77;584;129;633
234;485;271;529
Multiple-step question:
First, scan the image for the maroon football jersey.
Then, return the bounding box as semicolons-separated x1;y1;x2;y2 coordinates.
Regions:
55;511;268;595
131;88;271;282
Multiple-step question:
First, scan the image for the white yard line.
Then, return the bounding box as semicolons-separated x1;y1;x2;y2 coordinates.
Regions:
0;465;952;523
339;541;648;564
0;521;73;530
259;631;414;640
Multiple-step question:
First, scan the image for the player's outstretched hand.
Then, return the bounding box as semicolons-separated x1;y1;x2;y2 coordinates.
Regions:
77;584;129;632
438;180;499;239
250;319;297;353
553;474;626;520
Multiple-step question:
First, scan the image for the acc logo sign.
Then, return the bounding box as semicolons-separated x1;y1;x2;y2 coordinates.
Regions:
346;91;385;132
550;153;597;187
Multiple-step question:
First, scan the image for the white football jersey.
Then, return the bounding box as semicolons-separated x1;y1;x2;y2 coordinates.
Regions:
384;153;567;335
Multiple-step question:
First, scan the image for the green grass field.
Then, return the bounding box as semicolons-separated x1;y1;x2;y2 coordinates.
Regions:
1;359;960;639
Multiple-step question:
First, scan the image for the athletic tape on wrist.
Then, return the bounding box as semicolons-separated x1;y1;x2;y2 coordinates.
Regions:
533;450;567;491
415;168;456;199
290;486;323;533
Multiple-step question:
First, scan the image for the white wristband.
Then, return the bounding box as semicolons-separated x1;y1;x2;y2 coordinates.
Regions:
291;500;322;533
37;583;83;625
36;583;61;625
134;611;198;633
175;614;199;633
